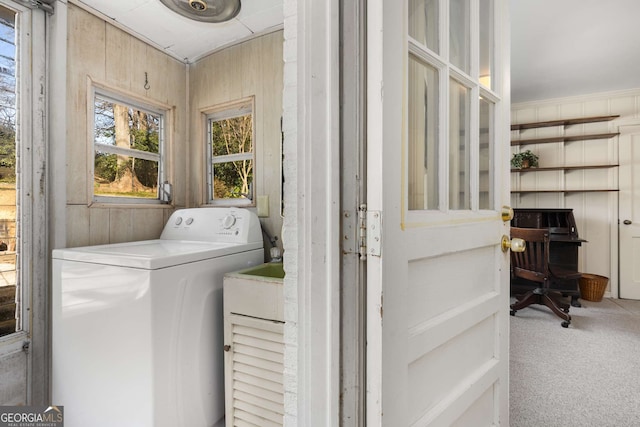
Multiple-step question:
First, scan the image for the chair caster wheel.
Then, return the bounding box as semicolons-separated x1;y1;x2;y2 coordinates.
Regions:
561;321;570;328
510;310;516;316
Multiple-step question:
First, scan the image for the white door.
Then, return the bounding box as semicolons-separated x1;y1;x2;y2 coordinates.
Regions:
619;125;640;299
366;0;512;425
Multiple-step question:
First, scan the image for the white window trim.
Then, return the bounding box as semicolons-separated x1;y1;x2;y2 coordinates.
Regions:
89;83;169;205
204;96;255;206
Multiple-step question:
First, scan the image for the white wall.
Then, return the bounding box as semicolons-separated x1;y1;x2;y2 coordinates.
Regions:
511;88;640;297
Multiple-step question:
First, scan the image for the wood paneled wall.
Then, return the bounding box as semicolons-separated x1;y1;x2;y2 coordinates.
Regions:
189;31;284;256
65;4;187;248
64;5;284;257
511;89;640;296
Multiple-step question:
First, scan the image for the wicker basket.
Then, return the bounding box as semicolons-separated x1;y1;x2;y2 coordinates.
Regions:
579;274;609;302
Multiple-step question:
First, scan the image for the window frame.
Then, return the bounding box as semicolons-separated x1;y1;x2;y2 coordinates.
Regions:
89;84;169;205
406;0;501;221
204;97;256;207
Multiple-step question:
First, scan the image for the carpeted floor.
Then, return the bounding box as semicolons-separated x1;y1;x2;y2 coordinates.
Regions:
510;298;640;427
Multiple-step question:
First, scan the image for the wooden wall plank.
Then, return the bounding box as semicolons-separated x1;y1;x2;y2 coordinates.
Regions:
67;5;106;206
66;4;187;247
66;205;90;248
189;31;284;255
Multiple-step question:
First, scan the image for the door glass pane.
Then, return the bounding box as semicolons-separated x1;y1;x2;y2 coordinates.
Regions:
449;78;470;210
450;0;470;74
479;0;494;88
0;6;16;337
408;54;439;210
479;96;494;209
409;0;439;54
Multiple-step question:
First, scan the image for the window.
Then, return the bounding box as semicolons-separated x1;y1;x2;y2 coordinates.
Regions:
206;98;254;206
92;89;167;203
0;4;17;338
408;0;497;212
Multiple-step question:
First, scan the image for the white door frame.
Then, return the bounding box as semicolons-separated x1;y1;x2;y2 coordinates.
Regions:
283;0;342;425
339;0;367;424
0;0;48;404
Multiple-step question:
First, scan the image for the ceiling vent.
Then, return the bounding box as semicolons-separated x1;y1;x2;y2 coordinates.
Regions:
158;0;241;23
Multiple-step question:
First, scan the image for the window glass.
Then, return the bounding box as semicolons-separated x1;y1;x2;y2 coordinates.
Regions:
207;101;254;204
449;78;470;210
0;5;17;337
479;96;494;209
93;94;163;201
409;0;439;54
408;54;439;210
450;0;470;74
479;0;494;88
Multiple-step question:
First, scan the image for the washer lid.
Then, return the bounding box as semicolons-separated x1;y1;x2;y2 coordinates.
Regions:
52;239;262;270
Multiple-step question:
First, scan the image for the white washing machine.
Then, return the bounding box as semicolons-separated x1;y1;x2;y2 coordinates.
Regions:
52;208;264;427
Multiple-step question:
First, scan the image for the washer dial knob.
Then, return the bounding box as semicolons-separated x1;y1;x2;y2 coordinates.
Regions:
222;214;237;229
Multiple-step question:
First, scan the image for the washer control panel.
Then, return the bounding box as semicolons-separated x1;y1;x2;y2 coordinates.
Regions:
160;208;261;244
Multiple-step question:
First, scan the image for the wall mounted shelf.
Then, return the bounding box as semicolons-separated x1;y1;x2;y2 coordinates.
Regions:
511;115;620;195
511;164;619;173
512;189;619;194
511;132;620;146
511;115;620;131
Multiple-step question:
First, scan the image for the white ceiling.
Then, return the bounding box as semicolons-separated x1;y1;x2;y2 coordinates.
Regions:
511;0;640;104
75;0;640;103
75;0;283;62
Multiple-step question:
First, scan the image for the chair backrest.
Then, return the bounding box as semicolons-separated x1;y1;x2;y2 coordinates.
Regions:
510;227;549;284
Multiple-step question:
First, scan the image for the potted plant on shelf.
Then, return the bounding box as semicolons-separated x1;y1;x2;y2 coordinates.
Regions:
511;150;539;169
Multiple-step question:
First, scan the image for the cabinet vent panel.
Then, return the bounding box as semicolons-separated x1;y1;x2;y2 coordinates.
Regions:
233;342;283;364
233;333;285;354
234;408;281;427
233;353;282;374
233;324;283;343
234;389;283;417
233;325;284;353
233;361;283;384
233;419;256;427
234;379;284;404
228;314;284;426
234;370;283;395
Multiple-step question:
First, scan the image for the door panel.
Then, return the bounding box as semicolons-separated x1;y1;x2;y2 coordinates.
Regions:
366;0;510;425
619;126;640;299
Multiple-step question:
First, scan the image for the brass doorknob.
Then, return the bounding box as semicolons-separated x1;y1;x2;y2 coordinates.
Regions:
501;235;525;253
501;206;514;222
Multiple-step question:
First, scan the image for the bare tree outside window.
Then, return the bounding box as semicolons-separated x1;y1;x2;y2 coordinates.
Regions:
210;114;254;200
93;94;162;200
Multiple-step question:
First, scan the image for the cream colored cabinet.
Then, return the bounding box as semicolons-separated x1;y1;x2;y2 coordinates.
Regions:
223;265;284;427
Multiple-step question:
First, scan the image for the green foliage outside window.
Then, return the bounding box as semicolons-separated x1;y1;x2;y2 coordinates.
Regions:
210;114;253;200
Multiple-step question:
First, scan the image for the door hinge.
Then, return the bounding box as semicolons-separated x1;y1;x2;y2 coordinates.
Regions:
358;205;367;260
367;209;382;257
358;205;382;259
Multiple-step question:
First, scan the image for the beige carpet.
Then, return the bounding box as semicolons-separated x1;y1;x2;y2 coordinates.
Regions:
510;298;640;427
